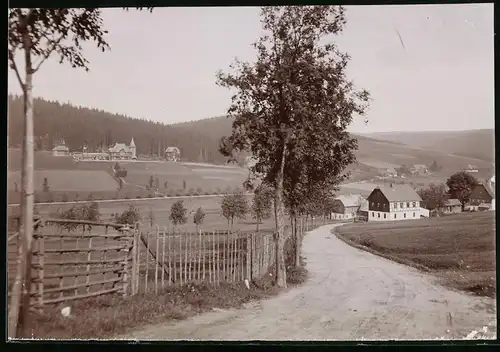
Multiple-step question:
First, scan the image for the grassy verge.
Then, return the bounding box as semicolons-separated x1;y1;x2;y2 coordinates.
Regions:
22;226;316;339
334;212;496;298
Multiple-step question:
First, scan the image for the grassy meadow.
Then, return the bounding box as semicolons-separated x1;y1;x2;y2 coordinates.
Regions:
336;212;496;298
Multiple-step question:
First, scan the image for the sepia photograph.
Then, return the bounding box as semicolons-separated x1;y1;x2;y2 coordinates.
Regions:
7;4;495;341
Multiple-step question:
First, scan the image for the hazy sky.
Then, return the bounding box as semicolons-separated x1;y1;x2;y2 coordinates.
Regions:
8;4;494;133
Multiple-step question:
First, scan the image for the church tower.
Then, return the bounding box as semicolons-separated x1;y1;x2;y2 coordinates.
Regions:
130;137;137;159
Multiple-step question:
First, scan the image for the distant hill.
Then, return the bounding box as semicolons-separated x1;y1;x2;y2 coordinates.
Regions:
8;96;493;179
364;130;494;163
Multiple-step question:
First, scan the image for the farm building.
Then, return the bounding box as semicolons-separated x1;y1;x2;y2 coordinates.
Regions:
108;138;137;160
385;168;397;177
164;146;180;162
439;199;462;214
52;141;69;156
331;194;365;220
469;181;495;211
366;184;427;222
410;164;428;175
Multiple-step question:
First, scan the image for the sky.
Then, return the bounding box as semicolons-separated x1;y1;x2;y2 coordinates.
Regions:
8;4;494;133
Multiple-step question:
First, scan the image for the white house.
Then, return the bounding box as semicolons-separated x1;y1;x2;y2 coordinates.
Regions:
52;141;69;156
108;138;137;160
366;184;427;222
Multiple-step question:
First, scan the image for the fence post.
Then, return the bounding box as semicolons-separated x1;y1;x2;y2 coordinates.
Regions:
216;231;221;286
37;232;44;312
202;231;206;281
122;230;130;297
145;226;150;292
197;230;202;282
168;227;172;286
212;231;216;284
188;233;192;282
131;226;138;295
162;227;166;288
184;233;188;284
155;225;160;294
232;234;237;282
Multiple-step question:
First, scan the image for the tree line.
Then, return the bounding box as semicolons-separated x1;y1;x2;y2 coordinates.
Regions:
7;94;232;165
417;171;481;213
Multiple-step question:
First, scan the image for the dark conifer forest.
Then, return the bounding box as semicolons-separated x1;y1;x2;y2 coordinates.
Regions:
7;95;235;164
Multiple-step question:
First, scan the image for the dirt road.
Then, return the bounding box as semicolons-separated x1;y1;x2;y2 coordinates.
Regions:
117;224;496;340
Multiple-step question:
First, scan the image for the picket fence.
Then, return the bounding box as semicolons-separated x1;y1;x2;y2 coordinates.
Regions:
8;215;327;310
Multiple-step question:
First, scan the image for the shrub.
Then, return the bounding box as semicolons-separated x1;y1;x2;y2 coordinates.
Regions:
196;187;203;194
56;202;101;231
169;200;187;227
115;205;141;225
193;207;206;231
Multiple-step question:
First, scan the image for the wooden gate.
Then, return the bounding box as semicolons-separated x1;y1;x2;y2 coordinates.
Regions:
8;218;134;310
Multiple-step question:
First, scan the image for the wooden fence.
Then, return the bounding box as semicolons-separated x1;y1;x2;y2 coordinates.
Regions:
129;227;280;294
8;218;133;311
7;215;331;309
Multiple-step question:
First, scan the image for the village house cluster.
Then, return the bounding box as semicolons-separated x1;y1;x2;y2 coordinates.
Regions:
331;176;495;222
51;138;181;162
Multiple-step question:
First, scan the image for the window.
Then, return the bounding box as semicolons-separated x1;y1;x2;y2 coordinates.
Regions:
404;213;406;218
384;214;386;219
394;214;397;219
371;202;374;208
394;202;398;209
412;202;416;208
372;212;374;217
400;202;404;208
406;202;410;208
383;203;387;210
377;202;380;208
378;213;380;218
413;212;415;217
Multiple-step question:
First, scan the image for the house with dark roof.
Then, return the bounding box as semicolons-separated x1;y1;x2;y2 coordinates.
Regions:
438;199;462;214
366;184;427;221
469;181;495;211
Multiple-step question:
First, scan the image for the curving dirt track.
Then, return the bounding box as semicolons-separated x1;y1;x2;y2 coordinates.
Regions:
117;224;496;340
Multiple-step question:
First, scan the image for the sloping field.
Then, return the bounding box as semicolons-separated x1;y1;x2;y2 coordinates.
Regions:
8;149;76;170
13;194;260;232
336;212;496;297
8;170;118;192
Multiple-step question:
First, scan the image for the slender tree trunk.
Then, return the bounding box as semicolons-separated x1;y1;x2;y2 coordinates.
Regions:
274;141;288;288
256;216;260;232
13;44;35;338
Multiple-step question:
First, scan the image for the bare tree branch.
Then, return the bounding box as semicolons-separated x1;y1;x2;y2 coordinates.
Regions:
32;33;66;73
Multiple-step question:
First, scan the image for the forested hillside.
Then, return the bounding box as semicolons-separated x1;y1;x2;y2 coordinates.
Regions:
8;96;492;174
7;95;230;164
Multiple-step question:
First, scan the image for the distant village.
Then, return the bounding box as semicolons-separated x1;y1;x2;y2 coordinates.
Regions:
52;138;181;162
330;175;495;223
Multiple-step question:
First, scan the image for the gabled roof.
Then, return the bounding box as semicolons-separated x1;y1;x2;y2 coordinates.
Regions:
335;194;365;208
109;143;129;153
52;145;69;151
445;199;461;207
369;184;422;202
474;183;495;199
165;146;180;153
